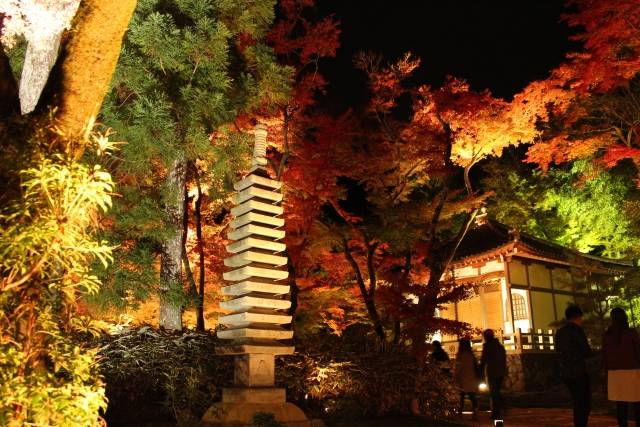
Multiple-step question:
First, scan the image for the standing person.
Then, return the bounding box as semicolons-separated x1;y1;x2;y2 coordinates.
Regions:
454;338;479;420
430;340;451;374
480;329;507;420
555;305;592;427
603;307;640;427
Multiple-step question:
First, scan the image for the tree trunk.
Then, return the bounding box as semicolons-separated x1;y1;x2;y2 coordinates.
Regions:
55;0;138;139
393;319;401;346
342;239;386;347
194;170;205;332
181;182;198;298
160;156;187;330
364;293;386;348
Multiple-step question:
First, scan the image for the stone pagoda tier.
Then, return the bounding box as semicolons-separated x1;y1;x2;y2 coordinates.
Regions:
202;124;309;427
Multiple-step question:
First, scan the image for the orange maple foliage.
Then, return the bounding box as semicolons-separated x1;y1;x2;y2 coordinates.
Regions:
274;53;495;353
521;0;640;173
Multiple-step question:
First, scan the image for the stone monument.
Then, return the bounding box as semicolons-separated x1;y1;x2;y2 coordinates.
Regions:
202;124;310;427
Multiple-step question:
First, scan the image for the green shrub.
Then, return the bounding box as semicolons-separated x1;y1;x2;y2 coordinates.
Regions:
0;130;115;426
279;346;458;420
97;327;232;426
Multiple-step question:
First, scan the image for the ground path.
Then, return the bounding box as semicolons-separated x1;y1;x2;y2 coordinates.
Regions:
113;407;619;427
333;408;617;427
454;408;617;427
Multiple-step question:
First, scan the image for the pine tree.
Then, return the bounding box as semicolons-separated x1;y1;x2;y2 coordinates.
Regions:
100;0;291;329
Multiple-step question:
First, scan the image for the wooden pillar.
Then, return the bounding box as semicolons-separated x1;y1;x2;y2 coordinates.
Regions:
549;267;558;322
503;257;515;334
479;284;488;330
525;264;535;332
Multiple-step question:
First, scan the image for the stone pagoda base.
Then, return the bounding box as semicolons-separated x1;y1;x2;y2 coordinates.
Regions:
202;387;310;427
202;350;310;427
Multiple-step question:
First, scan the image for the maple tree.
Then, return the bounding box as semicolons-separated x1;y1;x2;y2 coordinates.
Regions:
257;0;341;321
518;0;640;177
276;53;515;354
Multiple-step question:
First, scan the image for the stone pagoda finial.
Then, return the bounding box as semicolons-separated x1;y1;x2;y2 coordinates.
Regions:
203;123;309;426
252;123;268;168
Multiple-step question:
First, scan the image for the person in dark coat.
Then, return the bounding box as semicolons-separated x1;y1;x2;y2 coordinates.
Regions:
480;329;507;420
603;307;640;427
555;305;592;427
430;340;451;374
431;340;450;363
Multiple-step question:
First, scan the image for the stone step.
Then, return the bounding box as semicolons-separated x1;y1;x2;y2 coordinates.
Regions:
217;327;294;340
226;237;286;254
231;199;283;217
221;281;290;296
234;174;281;191
230;212;284;229
220;295;291;311
233;186;283;205
219;312;292;326
223;265;288;282
224;251;287;268
228;224;285;241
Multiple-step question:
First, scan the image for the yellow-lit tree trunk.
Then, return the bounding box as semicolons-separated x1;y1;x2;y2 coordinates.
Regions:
55;0;137;140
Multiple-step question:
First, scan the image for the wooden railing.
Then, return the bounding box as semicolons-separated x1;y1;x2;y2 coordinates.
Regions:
443;328;555;355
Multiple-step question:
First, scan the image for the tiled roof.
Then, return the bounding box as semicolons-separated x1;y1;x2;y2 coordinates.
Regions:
453;218;632;271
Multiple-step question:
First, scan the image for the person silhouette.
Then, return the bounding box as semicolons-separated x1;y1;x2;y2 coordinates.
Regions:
480;329;507;420
556;305;592;427
454;338;479;420
603;307;640;427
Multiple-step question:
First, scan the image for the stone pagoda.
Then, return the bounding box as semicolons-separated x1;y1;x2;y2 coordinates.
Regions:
202;124;309;426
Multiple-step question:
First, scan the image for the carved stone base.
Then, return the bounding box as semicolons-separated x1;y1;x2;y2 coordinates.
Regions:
201;387;310;427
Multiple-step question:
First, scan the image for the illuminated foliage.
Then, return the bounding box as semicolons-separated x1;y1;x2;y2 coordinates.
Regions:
518;0;640;177
483;156;640;259
0;130;119;426
278;332;458;419
0;1;135;424
277;54;488;353
97;325;457;423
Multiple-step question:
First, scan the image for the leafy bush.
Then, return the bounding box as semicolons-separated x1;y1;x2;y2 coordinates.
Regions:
0;130;115;426
278;330;458;420
97;327;232;426
97;325;457;425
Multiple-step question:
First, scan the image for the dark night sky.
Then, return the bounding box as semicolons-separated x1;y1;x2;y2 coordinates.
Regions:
316;0;581;110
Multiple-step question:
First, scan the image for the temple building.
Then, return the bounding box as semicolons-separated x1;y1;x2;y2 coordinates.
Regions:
435;214;632;391
439;214;632;352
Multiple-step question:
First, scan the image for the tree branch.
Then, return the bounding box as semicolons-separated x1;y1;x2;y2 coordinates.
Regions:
342;237;369;297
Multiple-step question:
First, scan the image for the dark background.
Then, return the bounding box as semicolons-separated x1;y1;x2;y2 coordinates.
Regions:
315;0;581;110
